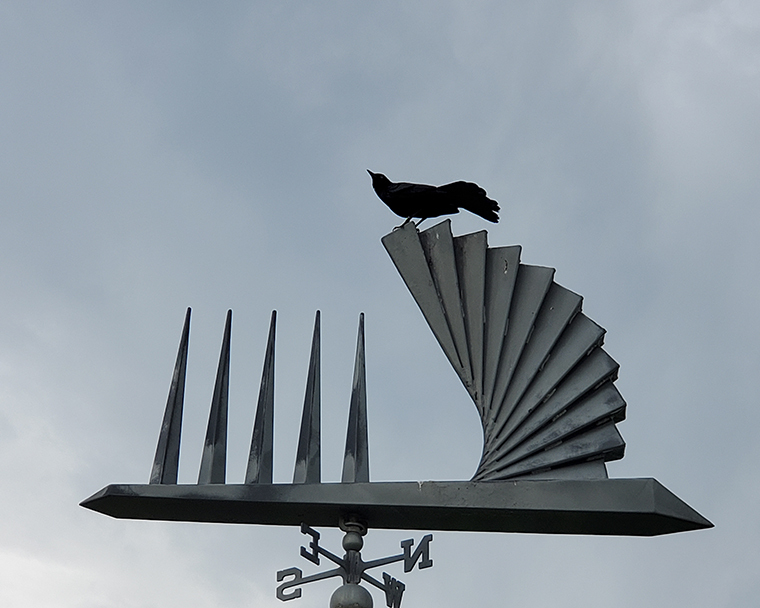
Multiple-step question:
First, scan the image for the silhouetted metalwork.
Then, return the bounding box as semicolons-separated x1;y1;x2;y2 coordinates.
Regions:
294;311;321;484
197;310;231;484
383;220;625;482
81;220;713;607
342;313;369;483
276;522;432;608
81;287;709;535
82;478;710;536
246;310;276;484
149;307;190;485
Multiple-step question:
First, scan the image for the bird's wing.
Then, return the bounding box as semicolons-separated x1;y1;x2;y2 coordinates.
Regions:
439;181;499;222
438;181;487;197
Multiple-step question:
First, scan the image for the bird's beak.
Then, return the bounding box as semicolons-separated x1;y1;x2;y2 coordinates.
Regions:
367;169;374;177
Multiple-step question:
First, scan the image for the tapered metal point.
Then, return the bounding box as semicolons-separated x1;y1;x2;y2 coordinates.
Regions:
150;308;191;485
198;310;232;485
342;313;369;483
293;311;321;484
246;311;276;484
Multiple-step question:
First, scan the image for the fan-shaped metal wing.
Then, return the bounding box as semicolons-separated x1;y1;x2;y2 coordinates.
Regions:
382;220;626;482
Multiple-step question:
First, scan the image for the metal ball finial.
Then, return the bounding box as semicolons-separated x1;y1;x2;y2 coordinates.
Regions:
329;583;373;608
342;531;364;552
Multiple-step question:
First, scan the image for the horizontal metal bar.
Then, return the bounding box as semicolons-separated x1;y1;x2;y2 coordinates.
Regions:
80;478;712;537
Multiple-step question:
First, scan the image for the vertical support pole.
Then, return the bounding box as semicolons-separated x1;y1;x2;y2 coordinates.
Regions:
198;310;232;484
342;313;369;483
150;308;191;484
246;310;276;484
293;311;321;484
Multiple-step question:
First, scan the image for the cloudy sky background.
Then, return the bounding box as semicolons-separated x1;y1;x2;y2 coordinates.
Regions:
1;2;758;606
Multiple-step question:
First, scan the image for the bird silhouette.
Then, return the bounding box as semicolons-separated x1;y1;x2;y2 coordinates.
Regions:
368;170;499;228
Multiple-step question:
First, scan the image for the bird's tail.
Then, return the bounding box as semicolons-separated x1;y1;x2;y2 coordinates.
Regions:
440;181;500;223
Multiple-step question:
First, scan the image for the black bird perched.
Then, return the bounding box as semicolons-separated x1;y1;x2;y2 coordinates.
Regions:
368;170;500;228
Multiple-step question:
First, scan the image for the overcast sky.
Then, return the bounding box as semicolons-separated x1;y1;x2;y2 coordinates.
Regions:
1;2;759;607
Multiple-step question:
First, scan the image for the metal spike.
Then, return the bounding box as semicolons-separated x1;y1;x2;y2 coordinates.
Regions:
246;311;276;484
150;308;191;484
198;310;232;485
293;311;321;484
342;313;369;483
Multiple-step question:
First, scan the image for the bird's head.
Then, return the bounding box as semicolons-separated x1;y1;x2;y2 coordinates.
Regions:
367;170;390;192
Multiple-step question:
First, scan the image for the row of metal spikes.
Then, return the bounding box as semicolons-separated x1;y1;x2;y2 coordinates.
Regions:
149;308;369;485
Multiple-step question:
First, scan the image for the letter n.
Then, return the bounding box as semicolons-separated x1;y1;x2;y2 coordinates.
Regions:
401;534;433;573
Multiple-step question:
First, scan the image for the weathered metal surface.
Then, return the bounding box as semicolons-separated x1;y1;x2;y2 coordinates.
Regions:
482;245;522;412
487;264;555;431
526;460;609;480
477;348;622;476
293;312;321;484
246;311;276;484
418;223;473;389
481;423;625;480
342;314;369;483
382;223;466;391
453;231;487;406
80;478;712;536
383;221;628;482
486;382;626;472
197;310;231;484
498;312;606;443
496;283;582;426
150;307;190;485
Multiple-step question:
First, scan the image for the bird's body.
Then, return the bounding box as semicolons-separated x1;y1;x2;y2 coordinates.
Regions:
368;170;499;227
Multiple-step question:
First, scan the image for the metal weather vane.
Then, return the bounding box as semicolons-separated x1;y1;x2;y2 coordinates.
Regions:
81;219;712;607
276;521;432;608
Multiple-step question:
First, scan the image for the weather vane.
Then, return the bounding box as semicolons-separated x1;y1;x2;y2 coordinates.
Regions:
276;521;432;608
82;178;712;607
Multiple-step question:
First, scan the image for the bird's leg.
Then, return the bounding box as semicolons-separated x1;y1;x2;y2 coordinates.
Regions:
393;217;414;231
414;218;428;229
